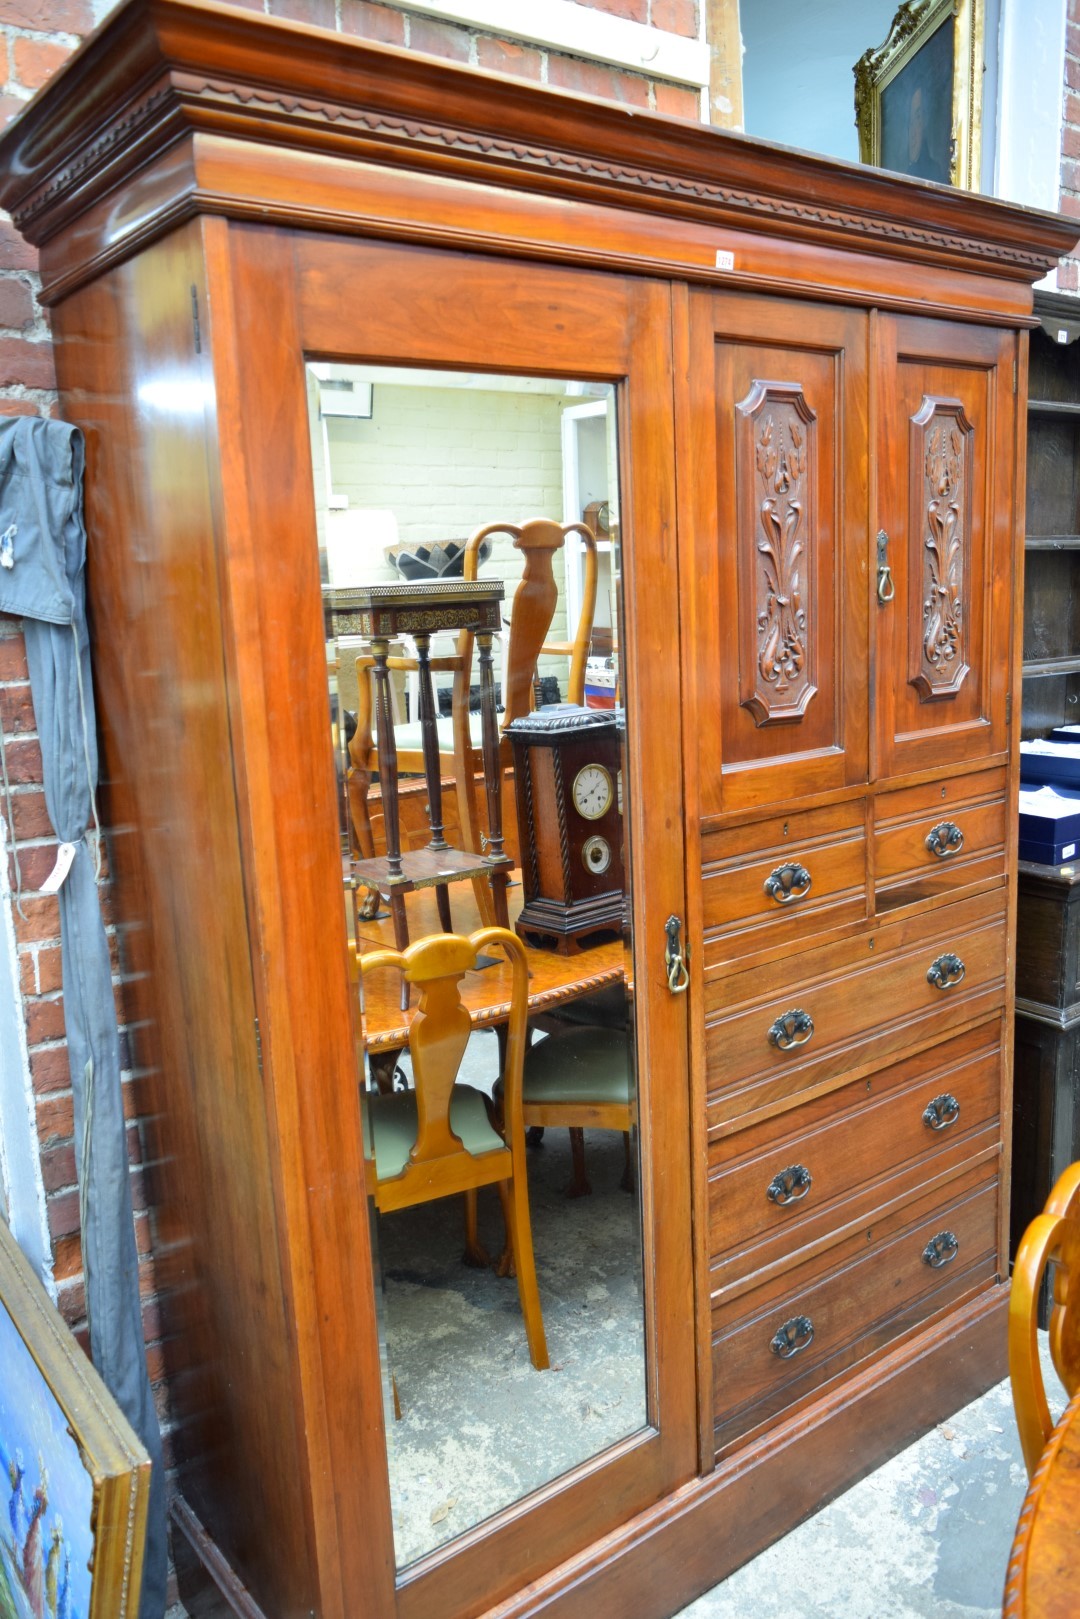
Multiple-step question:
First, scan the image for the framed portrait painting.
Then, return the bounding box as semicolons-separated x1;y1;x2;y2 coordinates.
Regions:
0;1217;149;1619
854;0;984;190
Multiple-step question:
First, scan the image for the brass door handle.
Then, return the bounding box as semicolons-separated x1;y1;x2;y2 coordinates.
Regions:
664;914;690;994
764;862;813;905
876;529;895;603
925;821;964;858
768;1008;815;1050
927;953;965;991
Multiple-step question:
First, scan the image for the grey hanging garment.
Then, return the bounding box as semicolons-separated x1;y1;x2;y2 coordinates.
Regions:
0;416;166;1619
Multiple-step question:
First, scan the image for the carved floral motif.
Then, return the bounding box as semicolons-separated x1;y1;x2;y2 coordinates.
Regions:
913;397;972;699
736;382;818;725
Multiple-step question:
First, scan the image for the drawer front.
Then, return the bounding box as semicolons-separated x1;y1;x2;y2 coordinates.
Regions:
705;895;1008;1124
702;807;866;954
710;1169;999;1453
708;1023;1001;1289
875;770;1006;913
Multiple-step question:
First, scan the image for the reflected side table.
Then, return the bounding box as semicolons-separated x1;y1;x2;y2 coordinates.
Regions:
347;581;514;967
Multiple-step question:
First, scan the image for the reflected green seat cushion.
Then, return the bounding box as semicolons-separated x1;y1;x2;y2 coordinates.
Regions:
363;1084;505;1180
522;1028;632;1106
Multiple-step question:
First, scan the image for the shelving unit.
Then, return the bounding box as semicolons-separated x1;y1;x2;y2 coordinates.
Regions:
1013;291;1080;1269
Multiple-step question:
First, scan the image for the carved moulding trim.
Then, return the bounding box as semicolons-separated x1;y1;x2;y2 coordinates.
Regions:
735;379;818;727
909;394;973;701
9;70;1056;277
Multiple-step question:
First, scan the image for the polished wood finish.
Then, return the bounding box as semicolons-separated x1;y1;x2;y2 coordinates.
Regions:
1004;1386;1080;1619
0;4;1073;1616
1008;1160;1080;1476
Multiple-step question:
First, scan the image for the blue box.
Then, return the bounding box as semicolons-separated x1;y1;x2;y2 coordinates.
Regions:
1018;784;1080;865
1020;740;1080;788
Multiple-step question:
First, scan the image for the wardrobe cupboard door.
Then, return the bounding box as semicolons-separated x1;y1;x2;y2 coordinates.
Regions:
687;293;869;817
874;316;1017;780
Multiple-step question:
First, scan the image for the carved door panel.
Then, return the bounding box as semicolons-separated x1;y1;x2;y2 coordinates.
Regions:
874;316;1016;779
688;292;869;817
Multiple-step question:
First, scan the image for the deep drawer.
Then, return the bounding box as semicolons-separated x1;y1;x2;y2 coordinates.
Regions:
710;1167;999;1454
708;1021;1002;1290
701;802;867;956
705;892;1008;1125
875;769;1007;914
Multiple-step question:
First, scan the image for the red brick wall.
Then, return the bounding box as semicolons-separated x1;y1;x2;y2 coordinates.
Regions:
1060;0;1080;289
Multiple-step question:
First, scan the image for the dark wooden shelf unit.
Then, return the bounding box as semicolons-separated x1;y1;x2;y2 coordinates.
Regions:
1014;296;1080;1285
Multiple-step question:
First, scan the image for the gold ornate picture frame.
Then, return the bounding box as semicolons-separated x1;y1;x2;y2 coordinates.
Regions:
0;1217;150;1618
854;0;984;190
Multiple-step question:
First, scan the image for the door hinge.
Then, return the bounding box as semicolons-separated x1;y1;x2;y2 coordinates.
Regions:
254;1014;263;1075
1006;692;1013;726
191;284;202;354
1013;359;1018;395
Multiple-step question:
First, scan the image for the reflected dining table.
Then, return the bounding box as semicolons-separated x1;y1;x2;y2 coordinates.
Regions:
353;881;627;1089
1004;1388;1080;1618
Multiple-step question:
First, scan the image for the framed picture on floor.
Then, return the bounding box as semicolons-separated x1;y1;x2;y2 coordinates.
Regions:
0;1216;150;1619
854;0;984;189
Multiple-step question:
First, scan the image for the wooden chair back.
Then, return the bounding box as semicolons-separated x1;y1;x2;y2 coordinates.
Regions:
1009;1160;1080;1475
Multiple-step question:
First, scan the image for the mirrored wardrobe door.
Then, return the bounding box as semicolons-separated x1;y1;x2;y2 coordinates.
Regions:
222;225;698;1619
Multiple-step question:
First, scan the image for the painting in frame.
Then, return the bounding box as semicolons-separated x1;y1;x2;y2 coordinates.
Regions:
0;1216;149;1619
854;0;984;190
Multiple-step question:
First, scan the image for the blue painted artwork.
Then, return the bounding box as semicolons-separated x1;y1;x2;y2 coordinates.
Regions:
0;1303;92;1619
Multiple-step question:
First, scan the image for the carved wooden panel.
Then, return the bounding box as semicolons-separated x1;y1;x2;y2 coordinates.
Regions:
909;395;974;701
736;380;818;725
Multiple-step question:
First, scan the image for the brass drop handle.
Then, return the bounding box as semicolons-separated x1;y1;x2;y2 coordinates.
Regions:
766;1164;813;1205
770;1315;815;1359
922;1093;960;1131
876;529;895;604
922;1230;959;1269
767;1008;815;1051
764;862;813;905
664;913;690;994
927;953;965;991
926;821;964;859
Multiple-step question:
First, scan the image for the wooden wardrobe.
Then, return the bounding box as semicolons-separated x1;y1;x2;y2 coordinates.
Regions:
0;4;1073;1615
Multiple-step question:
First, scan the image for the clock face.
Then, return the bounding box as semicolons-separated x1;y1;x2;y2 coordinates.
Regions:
582;834;612;876
572;763;614;821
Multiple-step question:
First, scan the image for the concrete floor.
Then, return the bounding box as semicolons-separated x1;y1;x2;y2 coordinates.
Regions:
673;1336;1064;1619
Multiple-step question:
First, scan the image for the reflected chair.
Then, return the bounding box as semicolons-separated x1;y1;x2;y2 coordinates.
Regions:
497;1024;635;1200
1009;1160;1080;1476
347;517;599;884
359;926;549;1371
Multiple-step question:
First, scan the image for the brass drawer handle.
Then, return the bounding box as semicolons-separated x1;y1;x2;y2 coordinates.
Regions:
927;953;965;991
764;862;813;905
923;1092;960;1131
768;1008;815;1051
766;1164;813;1205
771;1315;815;1359
922;1230;959;1269
926;821;964;859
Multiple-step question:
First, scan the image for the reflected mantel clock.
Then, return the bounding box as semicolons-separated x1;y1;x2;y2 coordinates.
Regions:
509;705;625;953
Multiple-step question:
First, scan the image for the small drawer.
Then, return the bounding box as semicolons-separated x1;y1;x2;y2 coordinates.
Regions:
875;769;1006;913
710;1167;999;1453
702;803;866;957
708;1021;1002;1289
705;893;1008;1124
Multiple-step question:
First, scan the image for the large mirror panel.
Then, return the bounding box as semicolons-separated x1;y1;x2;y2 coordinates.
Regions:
305;365;647;1568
